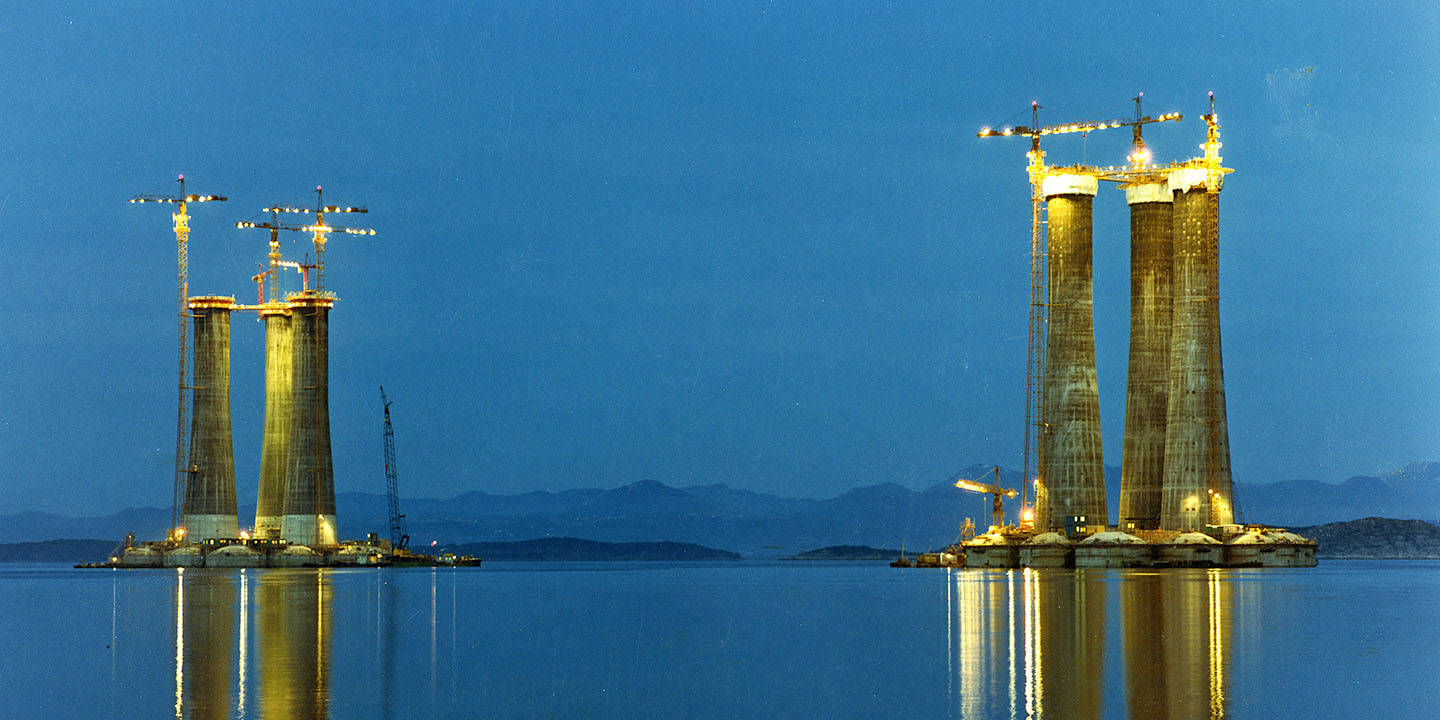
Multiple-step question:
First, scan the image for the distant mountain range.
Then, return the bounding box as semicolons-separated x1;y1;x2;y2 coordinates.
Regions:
7;462;1438;556
1231;462;1440;526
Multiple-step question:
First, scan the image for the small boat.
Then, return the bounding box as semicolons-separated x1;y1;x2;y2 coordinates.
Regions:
890;542;913;568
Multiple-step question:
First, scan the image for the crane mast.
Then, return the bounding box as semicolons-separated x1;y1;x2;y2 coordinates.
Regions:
266;186;375;292
381;386;409;551
129;175;226;542
236;210;311;302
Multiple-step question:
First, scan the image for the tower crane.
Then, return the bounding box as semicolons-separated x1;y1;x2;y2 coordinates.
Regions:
976;96;1181;147
129;175;227;542
236;210;312;303
976;98;1182;524
1199;91;1228;191
248;259;315;305
954;466;1022;531
380;386;409;552
265;186;375;291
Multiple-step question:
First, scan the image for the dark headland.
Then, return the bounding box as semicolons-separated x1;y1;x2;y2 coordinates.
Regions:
783;545;901;561
446;538;740;562
1291;518;1440;559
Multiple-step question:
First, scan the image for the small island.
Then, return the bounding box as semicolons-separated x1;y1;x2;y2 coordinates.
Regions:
783;545;901;561
446;537;741;562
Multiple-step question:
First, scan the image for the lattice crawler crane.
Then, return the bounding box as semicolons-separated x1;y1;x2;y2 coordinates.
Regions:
380;386;409;552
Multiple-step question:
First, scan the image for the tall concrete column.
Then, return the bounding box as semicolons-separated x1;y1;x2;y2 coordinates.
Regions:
184;296;239;541
1036;174;1107;532
1162;169;1234;530
254;304;293;539
283;293;338;547
1118;182;1173;530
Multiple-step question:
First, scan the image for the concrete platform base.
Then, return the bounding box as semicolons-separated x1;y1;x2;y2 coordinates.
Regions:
958;528;1317;569
80;539;482;569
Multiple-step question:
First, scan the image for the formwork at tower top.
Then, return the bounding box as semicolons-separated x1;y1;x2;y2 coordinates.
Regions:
979;95;1237;535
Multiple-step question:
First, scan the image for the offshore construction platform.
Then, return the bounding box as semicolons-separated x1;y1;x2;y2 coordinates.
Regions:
931;94;1316;569
93;179;472;569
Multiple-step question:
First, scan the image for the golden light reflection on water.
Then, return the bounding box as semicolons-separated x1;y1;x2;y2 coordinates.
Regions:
175;570;235;720
258;570;332;719
168;569;334;719
1122;570;1232;720
237;570;247;719
947;569;1236;720
156;565;1238;718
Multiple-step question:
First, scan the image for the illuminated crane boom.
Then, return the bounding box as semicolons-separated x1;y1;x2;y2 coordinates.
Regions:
976;96;1180;146
236;211;314;302
266;186;375;291
129;175;227;541
954;466;1020;530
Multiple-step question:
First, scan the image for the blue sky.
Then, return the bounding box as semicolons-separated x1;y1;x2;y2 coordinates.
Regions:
1;2;1436;515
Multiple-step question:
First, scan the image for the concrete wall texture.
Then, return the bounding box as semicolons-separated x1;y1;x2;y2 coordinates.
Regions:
282;294;338;546
1037;179;1109;531
1161;186;1235;530
254;306;292;539
1119;187;1174;530
1035;173;1236;533
184;298;239;541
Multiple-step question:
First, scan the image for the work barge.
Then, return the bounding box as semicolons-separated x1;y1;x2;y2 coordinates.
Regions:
80;534;480;569
965;526;1312;569
897;525;1316;570
904;94;1318;569
85;181;479;570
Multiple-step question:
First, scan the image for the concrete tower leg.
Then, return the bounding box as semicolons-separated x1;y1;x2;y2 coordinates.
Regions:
1036;174;1107;532
1201;184;1235;526
282;294;338;547
254;305;293;539
1118;182;1173;530
184;296;239;541
1162;169;1234;530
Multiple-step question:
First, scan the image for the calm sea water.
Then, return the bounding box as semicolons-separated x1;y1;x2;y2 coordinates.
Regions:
1;560;1436;719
